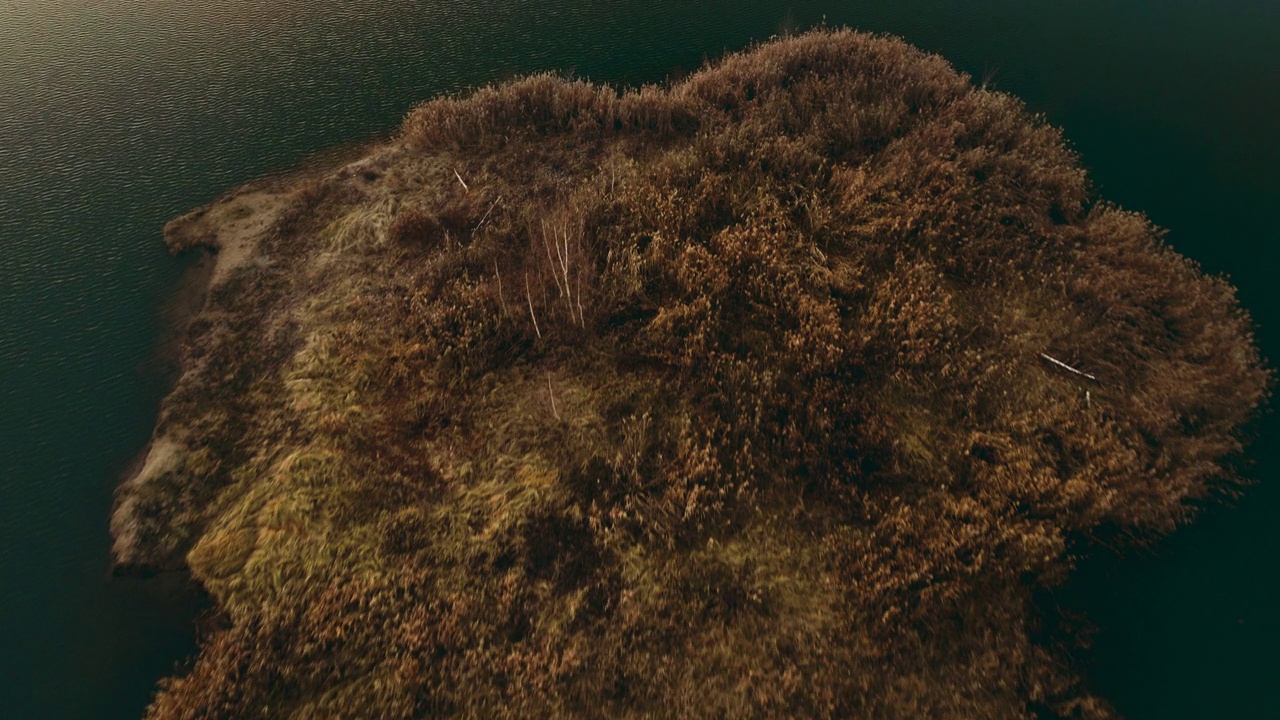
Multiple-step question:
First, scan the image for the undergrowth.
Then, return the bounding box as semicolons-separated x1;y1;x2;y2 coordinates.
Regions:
131;30;1267;720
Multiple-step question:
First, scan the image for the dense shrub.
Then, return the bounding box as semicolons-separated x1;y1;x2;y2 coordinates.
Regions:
130;30;1267;720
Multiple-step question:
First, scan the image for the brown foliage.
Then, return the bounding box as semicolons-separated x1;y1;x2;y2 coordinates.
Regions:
139;30;1267;720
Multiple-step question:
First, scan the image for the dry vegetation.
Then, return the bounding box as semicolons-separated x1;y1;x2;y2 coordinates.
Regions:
121;30;1268;719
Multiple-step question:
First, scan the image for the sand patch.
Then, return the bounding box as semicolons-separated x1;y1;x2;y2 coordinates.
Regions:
164;187;291;285
110;436;185;569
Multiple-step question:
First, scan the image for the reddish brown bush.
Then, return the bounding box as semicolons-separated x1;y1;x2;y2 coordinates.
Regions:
134;30;1267;720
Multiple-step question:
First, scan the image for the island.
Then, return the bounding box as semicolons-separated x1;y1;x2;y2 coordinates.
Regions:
115;30;1268;719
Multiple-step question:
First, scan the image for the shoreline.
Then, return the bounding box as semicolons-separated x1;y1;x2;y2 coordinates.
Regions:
110;138;385;575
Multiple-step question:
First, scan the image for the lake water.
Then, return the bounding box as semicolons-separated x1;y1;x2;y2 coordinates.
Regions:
1;1;1276;718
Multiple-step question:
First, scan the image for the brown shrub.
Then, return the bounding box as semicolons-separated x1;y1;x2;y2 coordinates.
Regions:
388;208;444;247
140;29;1268;720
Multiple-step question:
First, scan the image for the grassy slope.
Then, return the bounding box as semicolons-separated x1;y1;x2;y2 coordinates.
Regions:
123;30;1268;719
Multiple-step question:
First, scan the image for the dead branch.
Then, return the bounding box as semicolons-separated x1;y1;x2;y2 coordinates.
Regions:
541;221;567;300
1039;353;1098;382
494;259;508;317
525;270;542;339
475;195;501;231
547;372;561;421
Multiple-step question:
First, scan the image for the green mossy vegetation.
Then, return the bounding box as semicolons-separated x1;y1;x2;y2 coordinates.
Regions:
130;30;1267;719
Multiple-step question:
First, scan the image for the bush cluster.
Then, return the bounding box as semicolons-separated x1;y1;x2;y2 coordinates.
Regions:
135;30;1266;719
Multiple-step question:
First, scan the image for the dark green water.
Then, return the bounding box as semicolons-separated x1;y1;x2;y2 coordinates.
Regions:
1;2;1276;717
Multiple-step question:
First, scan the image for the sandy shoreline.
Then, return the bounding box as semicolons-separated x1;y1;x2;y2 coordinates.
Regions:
110;177;289;572
110;140;383;574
